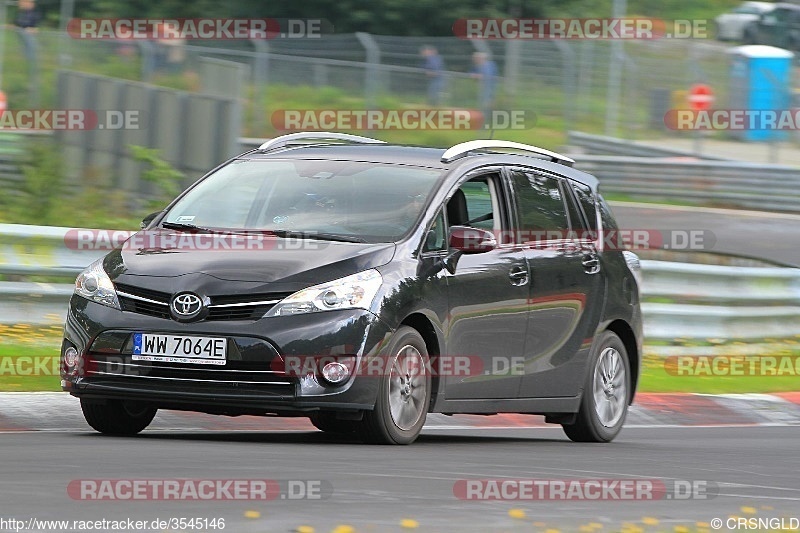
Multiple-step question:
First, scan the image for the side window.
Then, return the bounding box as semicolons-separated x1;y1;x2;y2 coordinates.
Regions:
446;176;503;232
572;182;598;232
422;210;447;252
509;171;569;239
459;180;494;231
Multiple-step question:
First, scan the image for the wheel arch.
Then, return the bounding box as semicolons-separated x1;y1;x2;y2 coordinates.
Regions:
399;312;442;407
605;319;639;403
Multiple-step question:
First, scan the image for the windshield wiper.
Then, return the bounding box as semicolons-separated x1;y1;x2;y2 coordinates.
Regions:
161;221;215;233
161;223;367;243
268;230;367;243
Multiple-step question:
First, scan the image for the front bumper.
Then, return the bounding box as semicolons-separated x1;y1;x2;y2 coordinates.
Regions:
62;295;393;414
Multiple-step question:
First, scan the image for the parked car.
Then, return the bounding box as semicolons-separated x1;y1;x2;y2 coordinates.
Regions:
62;132;642;445
743;2;800;49
715;1;775;41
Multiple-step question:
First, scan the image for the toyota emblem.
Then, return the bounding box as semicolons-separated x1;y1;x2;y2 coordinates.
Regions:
171;293;203;318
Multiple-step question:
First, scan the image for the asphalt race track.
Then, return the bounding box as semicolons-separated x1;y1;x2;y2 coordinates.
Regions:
1;425;798;532
3;202;800;532
610;202;800;267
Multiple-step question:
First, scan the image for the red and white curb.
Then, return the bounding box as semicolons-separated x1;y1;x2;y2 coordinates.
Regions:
0;392;799;432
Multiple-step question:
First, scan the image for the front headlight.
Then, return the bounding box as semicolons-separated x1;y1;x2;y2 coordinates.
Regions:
265;269;383;317
74;258;121;310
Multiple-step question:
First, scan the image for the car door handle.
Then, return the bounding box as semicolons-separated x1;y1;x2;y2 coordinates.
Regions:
508;266;529;286
582;253;600;275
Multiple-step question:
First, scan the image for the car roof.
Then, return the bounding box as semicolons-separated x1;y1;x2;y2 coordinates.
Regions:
238;143;600;191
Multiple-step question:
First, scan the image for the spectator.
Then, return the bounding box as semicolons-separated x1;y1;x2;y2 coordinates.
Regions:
14;0;41;32
14;0;40;100
471;52;498;113
14;0;40;32
420;45;445;106
154;22;187;75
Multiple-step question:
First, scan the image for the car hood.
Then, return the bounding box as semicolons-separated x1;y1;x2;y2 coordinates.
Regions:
104;230;396;288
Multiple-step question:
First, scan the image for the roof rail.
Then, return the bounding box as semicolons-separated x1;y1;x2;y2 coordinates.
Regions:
441;140;575;167
258;132;386;151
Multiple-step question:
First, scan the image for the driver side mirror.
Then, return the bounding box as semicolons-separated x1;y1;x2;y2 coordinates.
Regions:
140;211;162;230
449;225;497;254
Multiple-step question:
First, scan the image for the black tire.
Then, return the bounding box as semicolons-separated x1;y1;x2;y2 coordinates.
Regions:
562;331;630;443
309;411;357;434
357;326;431;445
80;399;157;436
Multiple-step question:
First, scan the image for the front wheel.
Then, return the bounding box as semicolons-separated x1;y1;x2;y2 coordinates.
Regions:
80;399;157;436
562;331;630;443
357;326;431;445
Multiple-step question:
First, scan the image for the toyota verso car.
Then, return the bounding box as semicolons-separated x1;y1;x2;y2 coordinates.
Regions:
62;132;642;445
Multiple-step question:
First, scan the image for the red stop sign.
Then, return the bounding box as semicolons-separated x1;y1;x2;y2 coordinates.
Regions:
688;84;714;111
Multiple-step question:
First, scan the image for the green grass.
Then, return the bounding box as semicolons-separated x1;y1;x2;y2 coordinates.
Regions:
2;327;799;393
640;356;800;394
0;325;62;391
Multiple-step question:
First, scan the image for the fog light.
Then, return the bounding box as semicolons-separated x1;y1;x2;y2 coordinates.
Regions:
321;290;341;307
321;361;350;384
64;346;79;368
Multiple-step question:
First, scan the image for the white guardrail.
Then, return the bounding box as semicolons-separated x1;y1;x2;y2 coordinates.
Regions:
2;224;800;342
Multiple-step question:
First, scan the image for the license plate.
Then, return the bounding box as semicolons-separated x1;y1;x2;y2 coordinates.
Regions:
132;333;227;365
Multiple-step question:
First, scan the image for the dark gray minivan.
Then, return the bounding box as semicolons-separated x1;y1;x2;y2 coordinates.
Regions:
62;133;642;444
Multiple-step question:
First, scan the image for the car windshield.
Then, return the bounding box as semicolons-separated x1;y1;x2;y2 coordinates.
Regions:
162;159;443;242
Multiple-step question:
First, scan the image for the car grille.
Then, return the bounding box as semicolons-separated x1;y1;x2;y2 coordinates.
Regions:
116;283;172;319
207;292;293;321
114;283;291;322
83;333;296;395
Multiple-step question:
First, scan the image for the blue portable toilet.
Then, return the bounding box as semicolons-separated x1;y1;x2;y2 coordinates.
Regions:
727;45;794;141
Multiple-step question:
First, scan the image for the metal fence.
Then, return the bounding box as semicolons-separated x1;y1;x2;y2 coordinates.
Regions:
566;131;727;159
576;155;800;212
56;69;242;201
2;130;797;214
2;224;800;344
2;28;768;141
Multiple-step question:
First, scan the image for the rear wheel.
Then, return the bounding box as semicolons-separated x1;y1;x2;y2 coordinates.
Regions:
357;326;431;445
80;399;156;435
562;331;630;443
